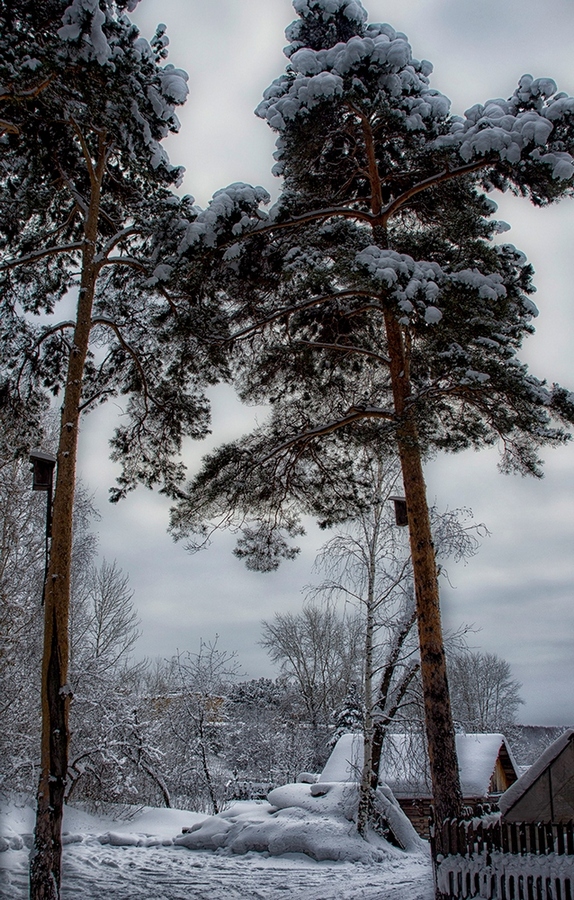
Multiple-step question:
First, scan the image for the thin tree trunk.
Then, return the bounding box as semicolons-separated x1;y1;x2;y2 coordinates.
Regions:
198;716;219;815
30;133;106;900
357;592;374;836
370;606;418;786
370;659;419;788
384;309;462;831
358;498;382;836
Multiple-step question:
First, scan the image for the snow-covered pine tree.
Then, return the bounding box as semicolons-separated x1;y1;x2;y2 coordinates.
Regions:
0;3;224;896
170;0;574;832
330;683;364;747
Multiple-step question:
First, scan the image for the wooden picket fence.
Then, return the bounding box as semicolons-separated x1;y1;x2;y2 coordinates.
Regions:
431;818;574;900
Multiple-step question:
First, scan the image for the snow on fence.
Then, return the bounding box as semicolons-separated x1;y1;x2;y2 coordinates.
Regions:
432;818;574;899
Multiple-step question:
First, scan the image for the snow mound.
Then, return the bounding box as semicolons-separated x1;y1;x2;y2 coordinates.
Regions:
0;796;205;851
175;783;424;862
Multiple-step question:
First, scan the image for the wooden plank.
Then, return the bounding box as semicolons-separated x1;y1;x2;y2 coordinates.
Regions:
452;818;460;857
557;823;566;856
457;819;466;856
476;821;484;859
519;822;528;856
466;820;476;859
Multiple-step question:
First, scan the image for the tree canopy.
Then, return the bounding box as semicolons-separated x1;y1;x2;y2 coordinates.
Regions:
0;0;226;494
168;0;574;827
0;3;225;895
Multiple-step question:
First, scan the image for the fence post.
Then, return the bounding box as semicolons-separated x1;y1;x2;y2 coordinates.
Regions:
519;822;527;856
545;823;554;854
557;823;565;856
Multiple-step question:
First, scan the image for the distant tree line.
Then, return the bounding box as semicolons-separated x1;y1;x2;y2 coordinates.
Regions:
1;450;523;816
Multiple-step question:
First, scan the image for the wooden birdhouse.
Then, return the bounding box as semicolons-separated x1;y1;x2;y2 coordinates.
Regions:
389;495;408;526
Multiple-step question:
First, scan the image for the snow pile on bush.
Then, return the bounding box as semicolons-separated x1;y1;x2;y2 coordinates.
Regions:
175;781;424;863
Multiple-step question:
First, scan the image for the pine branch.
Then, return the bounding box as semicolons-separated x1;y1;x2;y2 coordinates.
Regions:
345;102;383;217
0;77;54;135
0;118;19;135
90;317;151;413
253;204;375;237
96;255;145;272
294;339;391;365
380;159;491;224
228;290;380;342
95;227;144;262
96;257;180;315
33;321;76;345
0;242;83;271
14;321;75;396
260;407;396;463
56;162;89;216
69;118;98;187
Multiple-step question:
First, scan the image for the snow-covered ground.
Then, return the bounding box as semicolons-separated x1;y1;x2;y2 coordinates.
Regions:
0;797;434;899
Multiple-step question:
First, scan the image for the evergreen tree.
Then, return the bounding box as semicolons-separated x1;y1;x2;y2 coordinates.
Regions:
170;0;574;832
330;683;364;746
0;3;223;896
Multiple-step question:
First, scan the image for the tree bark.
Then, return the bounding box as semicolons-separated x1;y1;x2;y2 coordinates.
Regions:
30;133;106;900
383;309;463;831
357;496;382;836
363;125;461;826
357;585;374;837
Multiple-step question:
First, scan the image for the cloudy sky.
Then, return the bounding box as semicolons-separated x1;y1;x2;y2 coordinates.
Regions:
79;0;574;726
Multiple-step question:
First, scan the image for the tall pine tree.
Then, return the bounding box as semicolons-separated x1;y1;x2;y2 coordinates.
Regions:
0;2;224;896
170;0;574;834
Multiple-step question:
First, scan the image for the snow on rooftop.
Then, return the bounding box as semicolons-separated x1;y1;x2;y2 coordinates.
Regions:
499;728;574;816
321;732;516;798
320;733;363;782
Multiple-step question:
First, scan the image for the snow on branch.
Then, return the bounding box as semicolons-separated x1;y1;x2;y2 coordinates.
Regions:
356;246;514;326
437;75;574;180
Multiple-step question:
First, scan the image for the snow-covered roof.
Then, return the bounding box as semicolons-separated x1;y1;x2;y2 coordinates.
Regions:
320;734;363;783
321;732;518;798
499;728;574;816
456;733;516;797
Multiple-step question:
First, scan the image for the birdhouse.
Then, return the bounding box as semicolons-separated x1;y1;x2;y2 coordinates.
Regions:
29;449;56;491
389;495;408;527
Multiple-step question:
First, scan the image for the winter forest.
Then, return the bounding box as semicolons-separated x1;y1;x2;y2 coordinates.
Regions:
1;1;574;898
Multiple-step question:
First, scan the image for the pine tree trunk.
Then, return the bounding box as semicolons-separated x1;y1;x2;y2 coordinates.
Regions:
364;138;461;829
384;309;463;832
30;135;105;900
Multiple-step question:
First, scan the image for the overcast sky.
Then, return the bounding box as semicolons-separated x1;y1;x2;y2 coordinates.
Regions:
79;0;574;726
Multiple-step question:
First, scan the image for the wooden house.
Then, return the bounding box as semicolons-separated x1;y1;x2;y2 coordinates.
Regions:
499;727;574;824
321;732;520;836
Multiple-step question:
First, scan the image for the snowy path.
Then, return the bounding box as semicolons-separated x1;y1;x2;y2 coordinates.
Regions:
1;842;434;900
1;800;434;899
